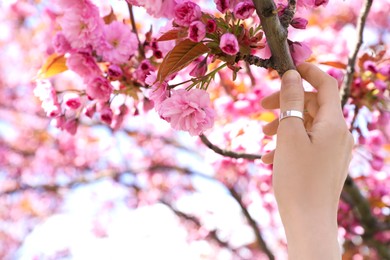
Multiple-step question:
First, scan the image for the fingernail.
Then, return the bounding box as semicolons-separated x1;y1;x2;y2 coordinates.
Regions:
282;70;301;84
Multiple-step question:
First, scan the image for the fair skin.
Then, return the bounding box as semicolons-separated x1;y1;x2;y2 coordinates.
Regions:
261;63;354;259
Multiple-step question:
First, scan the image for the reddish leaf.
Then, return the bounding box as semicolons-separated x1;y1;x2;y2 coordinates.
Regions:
157;29;185;41
319;61;347;69
37;53;68;79
103;8;117;24
157;39;209;82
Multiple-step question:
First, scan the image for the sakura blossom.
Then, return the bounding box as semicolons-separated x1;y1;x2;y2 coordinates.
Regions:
174;1;202;26
188;21;206;42
158;89;215;136
220;33;240;55
86;76;113;101
233;1;255;20
97;21;138;65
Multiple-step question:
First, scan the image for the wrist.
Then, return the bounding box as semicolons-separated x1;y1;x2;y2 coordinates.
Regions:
280;207;341;260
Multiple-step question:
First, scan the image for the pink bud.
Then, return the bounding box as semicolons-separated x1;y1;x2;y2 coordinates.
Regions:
215;0;230;13
315;0;329;7
63;93;82;110
63;118;78;135
220;33;239;55
84;102;96;118
234;1;255;19
289;41;312;65
107;64;123;79
190;57;208;78
290;17;308;29
100;106;113;125
188;21;206;42
206;19;217;33
327;68;344;88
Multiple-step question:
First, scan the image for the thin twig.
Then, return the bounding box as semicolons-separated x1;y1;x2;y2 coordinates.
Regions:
160;200;240;254
127;3;145;59
236;53;272;69
229;188;275;260
340;0;373;107
199;134;262;160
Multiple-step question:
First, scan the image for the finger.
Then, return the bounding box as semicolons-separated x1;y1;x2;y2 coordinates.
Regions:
304;92;319;118
278;70;309;143
261;150;275;164
262;91;318;111
263;118;279;136
261;91;279;109
297;63;343;119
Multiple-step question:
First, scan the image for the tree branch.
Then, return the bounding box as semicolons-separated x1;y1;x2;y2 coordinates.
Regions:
199;134;262;160
343;176;390;258
252;0;295;75
159;200;239;254
229;188;275;260
280;0;296;28
340;0;373;107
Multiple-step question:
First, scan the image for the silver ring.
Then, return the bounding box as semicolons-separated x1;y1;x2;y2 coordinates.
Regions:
279;110;304;122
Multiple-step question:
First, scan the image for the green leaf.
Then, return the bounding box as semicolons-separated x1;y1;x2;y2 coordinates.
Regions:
157;39;209;82
37;53;68;79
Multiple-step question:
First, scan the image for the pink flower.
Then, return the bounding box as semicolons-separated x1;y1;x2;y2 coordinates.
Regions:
52;32;72;54
290;17;308;29
158;89;215;136
57;0;104;49
66;52;101;82
220;33;239;55
34;80;61;117
174;1;202;27
63;93;82;110
297;0;328;8
86;77;113;101
126;0;176;18
188;21;206;42
145;71;169;110
97;21;138;64
215;0;230;13
135;60;155;84
233;1;255;19
289;41;312;65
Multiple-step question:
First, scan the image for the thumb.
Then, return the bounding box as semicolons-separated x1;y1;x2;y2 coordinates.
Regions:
280;70;304;118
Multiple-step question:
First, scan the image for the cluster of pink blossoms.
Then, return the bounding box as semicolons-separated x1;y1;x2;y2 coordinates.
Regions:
36;0;323;136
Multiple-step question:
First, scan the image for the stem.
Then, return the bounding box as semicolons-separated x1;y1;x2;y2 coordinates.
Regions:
127;3;145;59
252;0;296;75
340;0;373;107
170;63;227;89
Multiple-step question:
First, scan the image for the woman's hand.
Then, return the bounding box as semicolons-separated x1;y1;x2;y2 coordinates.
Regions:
261;63;354;260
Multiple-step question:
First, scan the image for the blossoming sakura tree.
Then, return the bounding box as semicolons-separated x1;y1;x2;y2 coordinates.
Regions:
1;0;389;259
